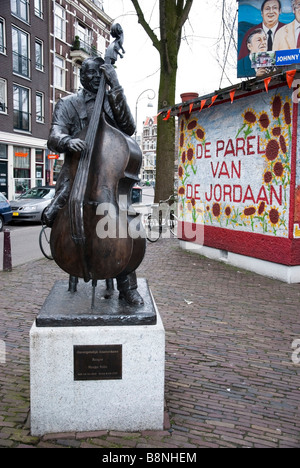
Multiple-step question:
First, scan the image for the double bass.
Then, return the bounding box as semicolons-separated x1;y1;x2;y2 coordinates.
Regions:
49;25;146;299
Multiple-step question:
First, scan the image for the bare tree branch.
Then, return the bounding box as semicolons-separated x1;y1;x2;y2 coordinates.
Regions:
177;0;193;29
130;0;161;52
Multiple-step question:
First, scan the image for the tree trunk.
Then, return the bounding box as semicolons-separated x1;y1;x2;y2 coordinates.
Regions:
155;68;176;203
130;0;193;203
154;1;180;203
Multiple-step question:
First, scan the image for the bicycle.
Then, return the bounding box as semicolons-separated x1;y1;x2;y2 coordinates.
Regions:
144;195;178;243
39;224;53;260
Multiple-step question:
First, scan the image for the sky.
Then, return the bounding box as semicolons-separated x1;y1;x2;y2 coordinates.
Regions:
103;0;238;132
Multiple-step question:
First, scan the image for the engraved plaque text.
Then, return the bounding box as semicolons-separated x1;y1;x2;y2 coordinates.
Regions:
74;345;122;381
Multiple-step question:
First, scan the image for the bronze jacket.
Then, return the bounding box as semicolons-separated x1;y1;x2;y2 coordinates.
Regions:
47;86;136;153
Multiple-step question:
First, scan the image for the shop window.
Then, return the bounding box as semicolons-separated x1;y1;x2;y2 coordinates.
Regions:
36;149;44;185
13;146;30;194
35;164;43;184
36;148;44;162
0;144;7;159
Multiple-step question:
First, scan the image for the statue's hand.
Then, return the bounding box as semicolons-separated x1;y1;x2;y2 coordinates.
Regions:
100;63;120;89
67;138;87;152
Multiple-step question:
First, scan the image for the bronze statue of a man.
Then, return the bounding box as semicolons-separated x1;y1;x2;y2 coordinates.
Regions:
46;57;144;306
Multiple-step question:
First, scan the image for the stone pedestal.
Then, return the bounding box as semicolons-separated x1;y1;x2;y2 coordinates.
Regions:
30;279;165;436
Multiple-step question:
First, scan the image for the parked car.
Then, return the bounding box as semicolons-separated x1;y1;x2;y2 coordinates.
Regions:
0;193;13;231
10;186;55;223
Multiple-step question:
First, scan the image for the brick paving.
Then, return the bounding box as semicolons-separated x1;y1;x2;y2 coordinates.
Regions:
0;237;299;448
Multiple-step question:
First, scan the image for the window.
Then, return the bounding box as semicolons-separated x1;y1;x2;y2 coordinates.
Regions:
73;64;81;92
11;0;29;23
36;92;44;123
35;149;44;184
54;5;66;41
97;34;106;57
13;85;30;131
12;27;30;78
54;56;65;89
0;144;7;159
75;22;92;52
0;78;7;113
13;146;31;194
0;18;6;54
35;39;44;71
34;0;43;19
91;0;103;9
35;148;43;162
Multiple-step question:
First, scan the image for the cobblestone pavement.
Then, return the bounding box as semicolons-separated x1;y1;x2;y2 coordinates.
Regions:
0;238;300;448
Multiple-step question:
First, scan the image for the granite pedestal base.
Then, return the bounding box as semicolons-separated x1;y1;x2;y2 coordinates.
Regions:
30;279;165;436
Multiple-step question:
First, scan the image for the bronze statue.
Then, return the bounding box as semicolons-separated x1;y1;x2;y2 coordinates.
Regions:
45;25;145;307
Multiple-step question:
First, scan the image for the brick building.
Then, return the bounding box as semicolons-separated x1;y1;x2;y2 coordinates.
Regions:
0;0;50;198
0;0;112;199
141;116;157;183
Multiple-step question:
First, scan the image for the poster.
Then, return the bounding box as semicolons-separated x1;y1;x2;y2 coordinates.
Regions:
178;87;294;239
237;0;300;78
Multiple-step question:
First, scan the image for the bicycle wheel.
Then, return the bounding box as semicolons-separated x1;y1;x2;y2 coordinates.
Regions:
39;226;53;260
168;210;178;237
145;214;161;242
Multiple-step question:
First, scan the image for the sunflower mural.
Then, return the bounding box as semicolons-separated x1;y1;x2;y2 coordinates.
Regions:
178;89;293;238
178;116;205;224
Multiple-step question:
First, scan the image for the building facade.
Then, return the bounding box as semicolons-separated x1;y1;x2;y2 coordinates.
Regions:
141;116;157;183
0;0;50;199
0;0;112;199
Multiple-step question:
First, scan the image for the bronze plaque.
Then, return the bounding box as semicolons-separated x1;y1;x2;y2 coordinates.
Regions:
74;345;122;381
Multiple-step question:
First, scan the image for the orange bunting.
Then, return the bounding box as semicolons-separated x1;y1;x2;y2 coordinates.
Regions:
230;89;235;103
200;99;206;112
163;109;171;121
208;95;217;108
286;69;296;88
264;77;272;93
179;106;182;114
189;103;193;114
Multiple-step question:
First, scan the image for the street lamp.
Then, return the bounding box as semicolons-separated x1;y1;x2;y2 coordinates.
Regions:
135;89;156;140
